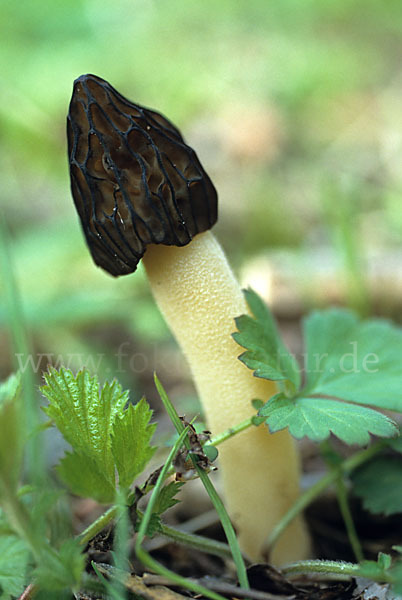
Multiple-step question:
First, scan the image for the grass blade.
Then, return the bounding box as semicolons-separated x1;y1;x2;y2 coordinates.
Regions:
135;424;226;600
154;373;249;590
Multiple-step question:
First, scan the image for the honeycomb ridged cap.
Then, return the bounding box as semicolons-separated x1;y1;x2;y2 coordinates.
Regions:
67;74;218;276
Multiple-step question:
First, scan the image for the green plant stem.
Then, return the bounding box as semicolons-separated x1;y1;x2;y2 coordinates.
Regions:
320;440;363;562
0;216;44;485
334;474;363;562
268;438;389;550
77;491;233;560
143;517;232;559
209;416;255;446
195;466;249;586
135;425;226;600
155;374;249;590
1;491;41;561
282;559;360;577
77;505;119;547
112;489;129;599
322;182;370;316
0;218;30;376
282;558;394;585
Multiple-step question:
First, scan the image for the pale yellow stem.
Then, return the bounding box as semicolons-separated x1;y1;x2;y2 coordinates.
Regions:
143;231;310;564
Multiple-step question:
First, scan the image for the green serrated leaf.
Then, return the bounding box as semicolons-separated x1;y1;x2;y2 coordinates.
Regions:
238;295;402;445
57;452;116;504
0;373;24;495
232;288;300;390
0;535;29;599
152;481;183;516
134;481;185;538
251;398;264;410
34;540;84;592
351;456;402;515
111;398;157;490
135;512;162;537
259;394;398;444
41;368;128;482
302;309;402;412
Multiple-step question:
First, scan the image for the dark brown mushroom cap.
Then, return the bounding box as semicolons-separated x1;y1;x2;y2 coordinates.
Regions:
67;74;218;276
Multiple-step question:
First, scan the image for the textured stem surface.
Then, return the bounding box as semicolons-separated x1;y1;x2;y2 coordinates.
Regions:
143;231;310;563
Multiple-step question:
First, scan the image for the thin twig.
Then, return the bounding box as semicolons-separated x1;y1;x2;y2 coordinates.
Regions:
17;584;37;600
142;574;289;600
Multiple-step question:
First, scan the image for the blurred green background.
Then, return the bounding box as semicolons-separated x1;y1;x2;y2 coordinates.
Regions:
1;0;402;408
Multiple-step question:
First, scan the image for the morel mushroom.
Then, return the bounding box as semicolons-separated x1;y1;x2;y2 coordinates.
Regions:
67;74;310;563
